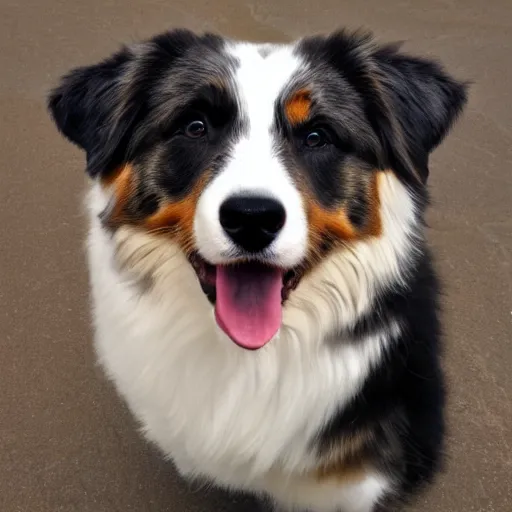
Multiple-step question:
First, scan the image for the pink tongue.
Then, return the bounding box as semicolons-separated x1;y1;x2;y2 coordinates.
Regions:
215;264;283;350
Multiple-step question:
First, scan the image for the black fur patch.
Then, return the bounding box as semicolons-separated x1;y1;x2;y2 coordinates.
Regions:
318;252;446;505
296;30;468;192
347;185;370;229
48;29;244;221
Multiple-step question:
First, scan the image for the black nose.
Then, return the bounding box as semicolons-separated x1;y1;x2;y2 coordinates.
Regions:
219;196;286;253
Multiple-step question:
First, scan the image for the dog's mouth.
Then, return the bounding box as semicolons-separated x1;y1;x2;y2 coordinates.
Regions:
189;253;302;350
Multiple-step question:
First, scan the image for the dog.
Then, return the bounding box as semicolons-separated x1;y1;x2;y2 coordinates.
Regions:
48;28;467;512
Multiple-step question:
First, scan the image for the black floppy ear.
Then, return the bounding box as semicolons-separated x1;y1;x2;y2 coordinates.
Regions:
374;47;468;181
48;48;138;177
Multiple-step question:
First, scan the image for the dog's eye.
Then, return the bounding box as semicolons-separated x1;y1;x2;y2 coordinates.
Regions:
185;120;207;139
304;130;327;148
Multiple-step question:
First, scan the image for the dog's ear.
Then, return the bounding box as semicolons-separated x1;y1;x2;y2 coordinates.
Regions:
373;46;468;182
48;29;202;178
302;31;468;184
48;48;139;178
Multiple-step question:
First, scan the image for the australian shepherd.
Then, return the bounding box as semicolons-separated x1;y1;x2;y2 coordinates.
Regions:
48;29;467;512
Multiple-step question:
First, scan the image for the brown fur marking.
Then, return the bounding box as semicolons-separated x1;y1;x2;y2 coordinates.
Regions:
363;171;383;238
315;457;367;483
285;89;312;126
100;164;128;188
101;164;136;227
305;170;383;260
315;429;373;483
142;173;210;254
100;163;210;254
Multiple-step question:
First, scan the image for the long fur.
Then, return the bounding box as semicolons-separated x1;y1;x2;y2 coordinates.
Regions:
48;29;467;512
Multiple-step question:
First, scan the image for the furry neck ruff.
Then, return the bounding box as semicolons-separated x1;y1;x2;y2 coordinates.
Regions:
49;28;467;512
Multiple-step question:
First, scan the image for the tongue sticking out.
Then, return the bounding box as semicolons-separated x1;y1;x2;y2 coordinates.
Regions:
215;264;283;350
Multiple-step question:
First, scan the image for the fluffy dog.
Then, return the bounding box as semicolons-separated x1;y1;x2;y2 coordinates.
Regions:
48;29;467;512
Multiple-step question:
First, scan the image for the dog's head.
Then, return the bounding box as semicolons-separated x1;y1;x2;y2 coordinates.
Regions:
49;29;466;350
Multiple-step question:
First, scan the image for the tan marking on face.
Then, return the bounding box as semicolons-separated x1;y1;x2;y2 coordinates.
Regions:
101;164;136;227
142;173;210;254
295;169;385;272
100;164;210;254
303;170;384;261
100;164;128;188
363;171;382;238
308;201;358;244
285;89;312;126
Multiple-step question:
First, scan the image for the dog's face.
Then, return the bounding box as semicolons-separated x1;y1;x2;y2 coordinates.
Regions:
49;30;466;350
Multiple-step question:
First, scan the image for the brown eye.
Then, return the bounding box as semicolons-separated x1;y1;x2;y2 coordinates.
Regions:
305;130;326;148
185;120;206;138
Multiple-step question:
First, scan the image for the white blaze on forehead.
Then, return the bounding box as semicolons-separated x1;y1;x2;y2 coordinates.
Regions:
194;42;308;268
230;42;300;133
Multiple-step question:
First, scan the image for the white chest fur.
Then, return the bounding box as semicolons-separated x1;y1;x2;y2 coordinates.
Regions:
89;228;388;476
85;174;414;509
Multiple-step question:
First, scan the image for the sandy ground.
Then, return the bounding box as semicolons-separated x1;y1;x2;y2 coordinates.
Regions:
1;0;511;511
